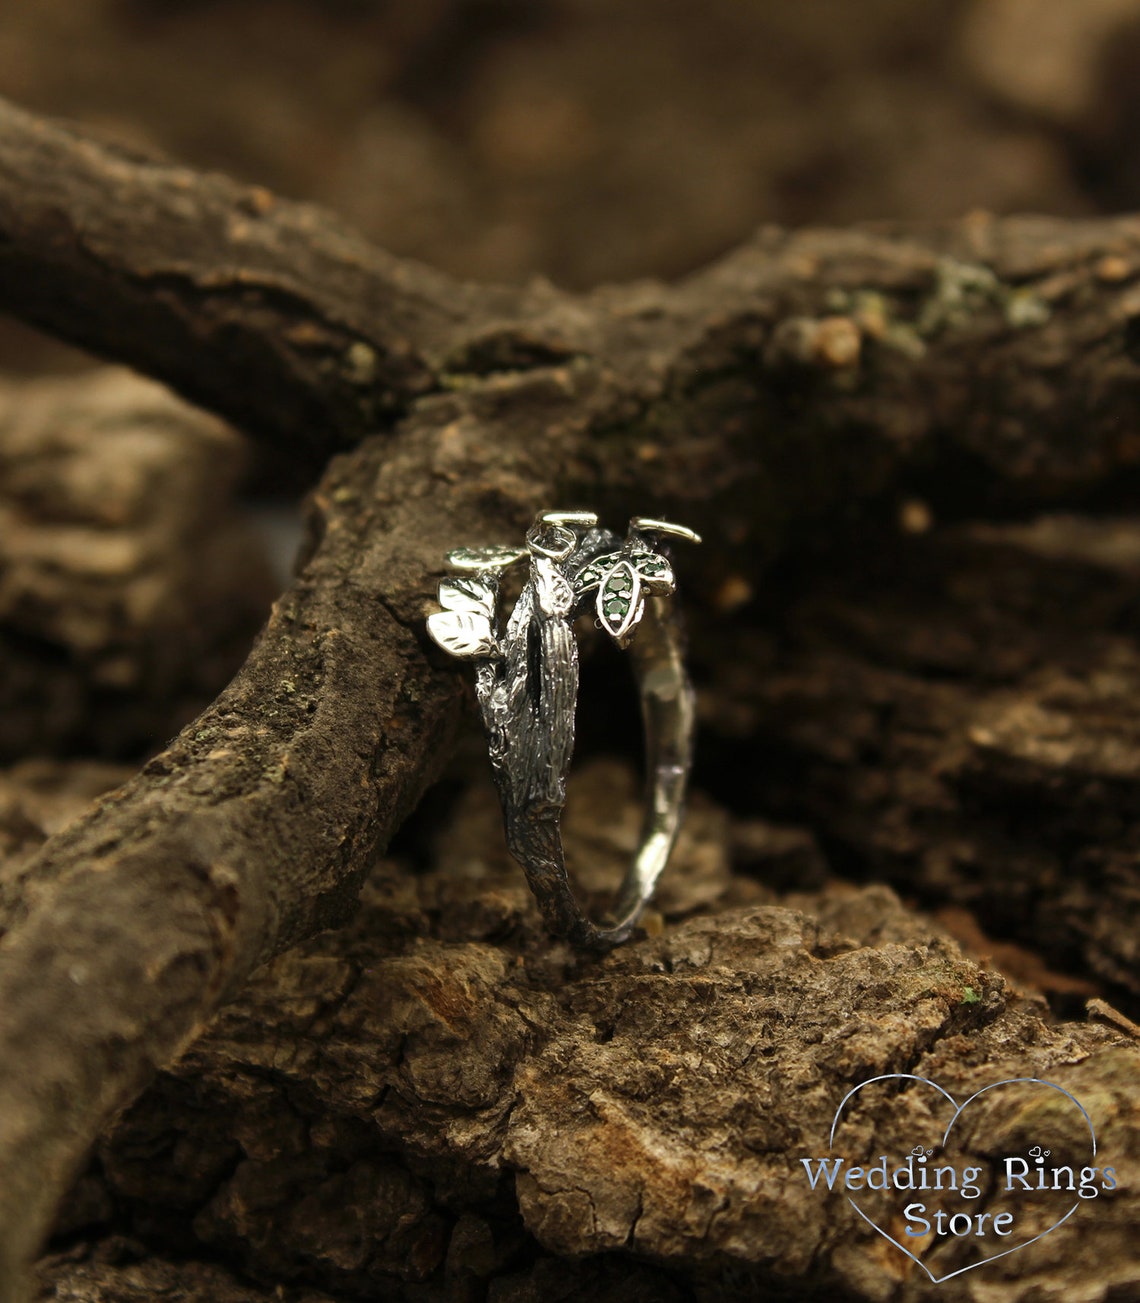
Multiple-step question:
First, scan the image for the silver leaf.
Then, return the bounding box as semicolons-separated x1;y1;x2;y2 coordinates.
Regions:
445;544;528;571
427;610;497;659
438;576;496;618
533;558;574;617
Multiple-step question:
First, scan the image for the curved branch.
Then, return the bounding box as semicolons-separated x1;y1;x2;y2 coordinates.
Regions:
0;97;531;461
4;95;1140;494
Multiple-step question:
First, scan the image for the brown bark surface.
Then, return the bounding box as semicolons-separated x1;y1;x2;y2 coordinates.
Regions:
1;94;1140;1299
31;772;1140;1302
0;368;277;760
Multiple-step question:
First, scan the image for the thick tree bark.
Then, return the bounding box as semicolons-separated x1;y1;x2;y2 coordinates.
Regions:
2;94;1140;1299
35;771;1140;1303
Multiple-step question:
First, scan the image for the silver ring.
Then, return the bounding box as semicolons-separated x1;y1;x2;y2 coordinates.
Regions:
427;510;700;948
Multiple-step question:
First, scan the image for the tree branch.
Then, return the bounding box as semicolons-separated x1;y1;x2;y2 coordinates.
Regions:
0;97;518;463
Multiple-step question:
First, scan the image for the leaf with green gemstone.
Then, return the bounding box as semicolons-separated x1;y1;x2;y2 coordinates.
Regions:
574;551;622;594
596;559;644;644
627;547;674;594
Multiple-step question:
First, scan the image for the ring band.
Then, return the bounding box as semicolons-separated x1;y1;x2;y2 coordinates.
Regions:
427;510;700;948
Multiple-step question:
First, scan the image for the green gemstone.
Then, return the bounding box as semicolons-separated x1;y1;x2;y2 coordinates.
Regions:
604;599;628;617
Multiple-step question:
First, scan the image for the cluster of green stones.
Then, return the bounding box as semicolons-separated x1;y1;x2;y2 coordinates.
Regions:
629;548;670;582
601;565;637;621
576;547;671;593
575;552;620;592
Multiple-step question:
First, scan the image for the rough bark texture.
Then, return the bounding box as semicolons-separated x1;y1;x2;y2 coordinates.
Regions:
0;368;277;759
1;93;1140;1299
700;517;1140;1003
34;768;1140;1302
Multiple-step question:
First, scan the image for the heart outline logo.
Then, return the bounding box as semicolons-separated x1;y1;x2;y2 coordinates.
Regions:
829;1074;1097;1284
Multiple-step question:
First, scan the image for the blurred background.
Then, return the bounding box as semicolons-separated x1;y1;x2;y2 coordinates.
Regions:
4;0;1140;337
5;0;1140;761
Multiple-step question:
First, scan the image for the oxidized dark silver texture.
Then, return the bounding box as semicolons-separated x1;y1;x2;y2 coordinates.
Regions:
427;510;700;948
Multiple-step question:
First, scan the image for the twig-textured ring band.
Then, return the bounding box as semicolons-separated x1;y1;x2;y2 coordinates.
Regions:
427;510;701;948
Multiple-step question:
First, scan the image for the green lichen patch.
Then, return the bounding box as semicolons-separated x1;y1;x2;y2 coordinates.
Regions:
824;258;1050;360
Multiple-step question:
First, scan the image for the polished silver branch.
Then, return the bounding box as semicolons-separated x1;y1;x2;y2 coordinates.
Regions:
427;509;700;948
